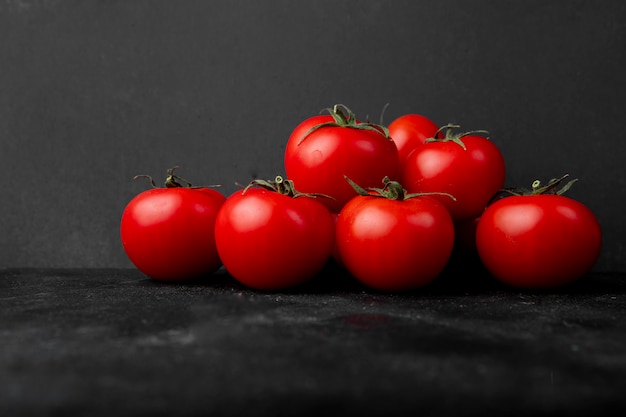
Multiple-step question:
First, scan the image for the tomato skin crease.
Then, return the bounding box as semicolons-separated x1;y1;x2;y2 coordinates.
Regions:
336;195;454;292
120;187;226;281
215;188;335;290
476;194;602;289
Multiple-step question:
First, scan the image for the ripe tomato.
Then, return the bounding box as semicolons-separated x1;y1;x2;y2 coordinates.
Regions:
402;124;505;222
387;113;439;165
476;175;602;289
120;167;226;281
335;177;454;292
284;104;400;213
215;176;335;290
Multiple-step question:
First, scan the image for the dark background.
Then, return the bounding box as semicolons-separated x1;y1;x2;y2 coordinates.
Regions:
1;0;624;272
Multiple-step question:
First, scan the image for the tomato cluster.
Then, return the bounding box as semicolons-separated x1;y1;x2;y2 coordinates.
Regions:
121;104;602;291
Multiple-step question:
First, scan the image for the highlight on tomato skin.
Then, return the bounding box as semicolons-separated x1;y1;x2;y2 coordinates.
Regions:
284;104;400;214
335;176;455;292
475;174;602;290
214;176;336;291
401;124;506;222
387;113;439;164
120;167;226;282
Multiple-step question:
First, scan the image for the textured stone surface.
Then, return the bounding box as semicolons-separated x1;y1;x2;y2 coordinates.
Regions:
1;267;625;416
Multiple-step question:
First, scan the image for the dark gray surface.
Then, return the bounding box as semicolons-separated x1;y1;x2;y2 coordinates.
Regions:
1;0;625;271
2;267;625;416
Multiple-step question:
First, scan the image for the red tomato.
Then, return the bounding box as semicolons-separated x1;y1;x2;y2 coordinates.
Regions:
284;104;400;213
402;124;505;221
120;168;226;281
387;113;439;165
476;175;602;289
335;177;454;291
215;176;335;290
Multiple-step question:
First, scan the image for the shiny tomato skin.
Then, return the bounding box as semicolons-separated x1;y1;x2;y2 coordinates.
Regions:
284;115;400;213
388;114;439;165
476;194;602;289
214;188;335;290
402;135;505;221
336;195;454;291
120;187;226;281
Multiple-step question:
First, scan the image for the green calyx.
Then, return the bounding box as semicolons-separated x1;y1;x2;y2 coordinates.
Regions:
529;174;578;195
345;176;456;202
134;166;220;189
489;174;579;203
425;124;490;150
298;104;391;145
244;175;334;200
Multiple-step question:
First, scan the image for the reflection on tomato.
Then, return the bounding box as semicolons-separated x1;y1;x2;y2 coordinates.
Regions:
387;113;439;165
476;175;602;289
402;124;505;221
215;177;335;290
285;104;399;213
120;168;226;281
335;177;454;291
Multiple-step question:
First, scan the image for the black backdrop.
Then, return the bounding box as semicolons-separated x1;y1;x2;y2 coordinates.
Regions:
1;0;624;272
